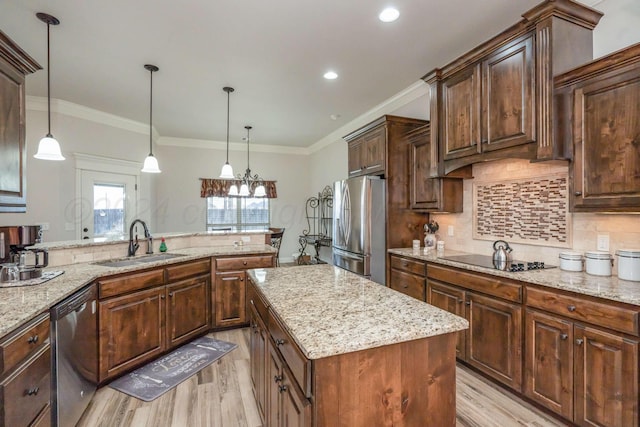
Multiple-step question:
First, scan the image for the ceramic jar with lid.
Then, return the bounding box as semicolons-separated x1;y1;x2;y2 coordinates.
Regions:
559;251;583;272
584;251;613;276
616;249;640;281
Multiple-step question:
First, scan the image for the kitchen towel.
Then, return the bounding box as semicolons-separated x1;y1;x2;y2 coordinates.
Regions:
108;336;237;401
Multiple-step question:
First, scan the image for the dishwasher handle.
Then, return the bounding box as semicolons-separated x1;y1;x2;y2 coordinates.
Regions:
51;284;97;320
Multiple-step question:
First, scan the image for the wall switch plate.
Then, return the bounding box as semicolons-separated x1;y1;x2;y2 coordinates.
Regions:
447;225;454;237
597;234;610;251
39;222;50;231
241;236;251;243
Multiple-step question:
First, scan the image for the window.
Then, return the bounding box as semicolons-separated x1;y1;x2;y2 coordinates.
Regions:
206;197;270;231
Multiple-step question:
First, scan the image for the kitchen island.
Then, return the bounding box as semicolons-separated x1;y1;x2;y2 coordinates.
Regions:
247;264;468;426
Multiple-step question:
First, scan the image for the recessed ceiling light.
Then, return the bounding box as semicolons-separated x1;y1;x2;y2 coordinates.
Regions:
379;7;400;23
324;71;338;80
330;114;341;121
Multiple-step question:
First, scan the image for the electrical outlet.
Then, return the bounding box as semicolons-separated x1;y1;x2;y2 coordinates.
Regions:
597;234;610;251
447;225;454;237
39;222;50;231
241;236;251;243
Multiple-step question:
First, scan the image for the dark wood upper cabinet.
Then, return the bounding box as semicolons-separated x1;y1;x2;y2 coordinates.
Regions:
424;0;602;176
0;30;41;213
345;120;386;178
555;43;640;212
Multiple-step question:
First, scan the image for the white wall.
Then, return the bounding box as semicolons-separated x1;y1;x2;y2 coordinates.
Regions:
153;143;310;263
0;108;154;243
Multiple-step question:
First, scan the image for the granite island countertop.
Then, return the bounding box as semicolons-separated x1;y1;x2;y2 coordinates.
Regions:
389;248;640;307
247;264;469;360
0;244;276;338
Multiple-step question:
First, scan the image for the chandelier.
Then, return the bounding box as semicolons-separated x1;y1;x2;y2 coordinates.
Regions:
229;126;266;197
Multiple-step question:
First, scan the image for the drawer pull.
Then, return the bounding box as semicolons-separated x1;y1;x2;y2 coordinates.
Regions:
161;295;165;300
560;334;568;340
275;338;285;346
567;305;576;312
576;338;584;345
465;301;471;306
27;335;39;344
26;387;39;396
168;292;174;297
457;299;463;304
243;261;248;266
274;375;283;383
279;385;288;393
574;191;582;196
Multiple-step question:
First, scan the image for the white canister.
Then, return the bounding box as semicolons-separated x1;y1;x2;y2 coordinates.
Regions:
616;249;640;282
559;251;583;272
584;251;613;277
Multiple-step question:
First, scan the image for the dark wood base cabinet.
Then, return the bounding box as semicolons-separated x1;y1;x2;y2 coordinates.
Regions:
98;259;211;382
249;279;458;426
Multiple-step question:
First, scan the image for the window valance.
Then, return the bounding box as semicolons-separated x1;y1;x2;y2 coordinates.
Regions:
200;178;278;198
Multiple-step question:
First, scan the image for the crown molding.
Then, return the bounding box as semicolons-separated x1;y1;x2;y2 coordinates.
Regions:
26;96;159;140
307;79;429;154
157;136;310;156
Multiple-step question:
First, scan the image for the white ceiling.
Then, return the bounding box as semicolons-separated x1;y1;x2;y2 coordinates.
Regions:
2;0;585;148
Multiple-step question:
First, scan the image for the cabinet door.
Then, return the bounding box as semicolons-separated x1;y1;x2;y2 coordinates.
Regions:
166;275;210;347
347;139;364;177
427;279;467;359
467;292;522;391
361;126;385;176
442;64;481;160
214;271;247;328
280;365;311;427
98;287;165;381
574;325;638;427
481;34;534;152
523;309;573;420
571;69;640;212
410;135;440;210
249;304;267;423
267;341;283;427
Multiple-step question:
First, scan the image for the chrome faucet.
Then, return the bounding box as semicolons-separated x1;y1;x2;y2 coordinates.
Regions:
128;219;153;256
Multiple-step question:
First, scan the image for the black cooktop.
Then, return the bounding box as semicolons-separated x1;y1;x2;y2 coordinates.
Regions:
440;254;555;272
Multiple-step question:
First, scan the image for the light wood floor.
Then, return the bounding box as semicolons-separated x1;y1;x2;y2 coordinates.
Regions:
78;329;565;427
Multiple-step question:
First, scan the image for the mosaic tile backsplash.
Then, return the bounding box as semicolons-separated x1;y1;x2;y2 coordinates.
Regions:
473;173;570;247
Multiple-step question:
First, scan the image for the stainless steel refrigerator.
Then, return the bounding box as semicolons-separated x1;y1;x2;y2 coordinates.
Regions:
332;176;386;285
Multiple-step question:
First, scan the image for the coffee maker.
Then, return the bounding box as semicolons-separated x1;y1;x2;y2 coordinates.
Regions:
0;225;48;280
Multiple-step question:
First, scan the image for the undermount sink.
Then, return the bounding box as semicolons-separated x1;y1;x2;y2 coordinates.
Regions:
93;253;185;268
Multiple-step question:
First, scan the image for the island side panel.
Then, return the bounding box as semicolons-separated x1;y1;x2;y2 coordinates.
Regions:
313;332;457;427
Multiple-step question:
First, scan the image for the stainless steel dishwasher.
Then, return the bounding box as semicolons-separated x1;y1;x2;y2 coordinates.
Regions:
51;283;98;427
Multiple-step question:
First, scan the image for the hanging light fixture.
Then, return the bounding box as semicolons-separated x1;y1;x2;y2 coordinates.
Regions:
219;86;235;179
141;64;161;173
229;126;266;197
34;12;64;161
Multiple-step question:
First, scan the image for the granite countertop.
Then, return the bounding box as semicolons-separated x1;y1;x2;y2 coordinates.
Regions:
0;244;276;338
247;264;469;360
389;248;640;307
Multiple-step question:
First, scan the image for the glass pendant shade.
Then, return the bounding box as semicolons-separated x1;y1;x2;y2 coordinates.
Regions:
239;183;250;197
228;184;239;196
141;153;161;173
254;184;266;197
34;135;65;160
219;162;234;179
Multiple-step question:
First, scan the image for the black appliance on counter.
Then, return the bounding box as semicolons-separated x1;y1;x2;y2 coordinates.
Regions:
440;254;555;272
0;225;48;280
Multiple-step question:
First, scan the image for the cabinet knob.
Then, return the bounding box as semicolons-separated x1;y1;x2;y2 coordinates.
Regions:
567;305;576;312
560;334;568;340
275;338;285;346
279;385;288;393
457;299;464;304
574;191;582;196
161;295;165;300
274;375;283;383
26;387;39;396
240;278;244;282
27;335;39;344
168;292;174;297
465;301;471;306
243;261;248;265
576;338;584;346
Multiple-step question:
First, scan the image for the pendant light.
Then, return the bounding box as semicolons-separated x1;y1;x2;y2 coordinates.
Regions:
219;86;235;178
34;12;65;161
141;64;161;173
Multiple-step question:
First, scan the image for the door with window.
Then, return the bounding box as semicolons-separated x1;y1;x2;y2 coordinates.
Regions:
80;171;137;240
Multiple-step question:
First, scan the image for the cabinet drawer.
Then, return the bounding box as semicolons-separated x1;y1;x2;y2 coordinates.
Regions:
526;286;640;336
98;268;165;299
166;258;211;282
389;269;425;301
247;282;269;323
0;312;49;377
216;255;274;271
427;264;522;303
267;309;311;398
0;345;51;427
390;255;425;276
